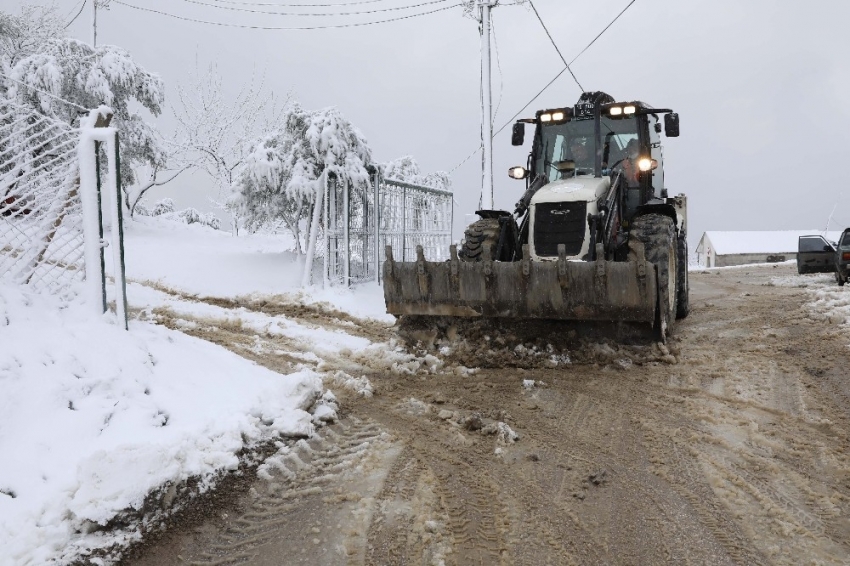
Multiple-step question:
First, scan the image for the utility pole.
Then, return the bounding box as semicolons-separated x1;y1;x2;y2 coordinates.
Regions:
92;0;111;47
91;0;97;46
477;0;496;211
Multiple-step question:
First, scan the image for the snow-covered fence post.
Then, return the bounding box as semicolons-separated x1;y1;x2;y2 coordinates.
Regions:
79;108;111;314
374;170;381;284
323;172;330;289
302;170;326;287
78;107;129;329
343;174;350;288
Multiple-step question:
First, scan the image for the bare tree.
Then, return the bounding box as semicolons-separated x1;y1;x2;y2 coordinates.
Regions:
172;63;285;201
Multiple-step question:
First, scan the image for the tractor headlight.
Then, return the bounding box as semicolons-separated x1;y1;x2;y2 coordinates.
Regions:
540;113;552;122
551;111;565;121
508;166;528;179
623;105;636;115
638;158;658;172
609;106;623;116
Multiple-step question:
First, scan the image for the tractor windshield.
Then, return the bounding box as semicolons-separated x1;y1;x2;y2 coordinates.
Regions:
535;116;638;182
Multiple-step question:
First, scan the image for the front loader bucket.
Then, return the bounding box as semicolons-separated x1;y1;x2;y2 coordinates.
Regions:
383;244;657;323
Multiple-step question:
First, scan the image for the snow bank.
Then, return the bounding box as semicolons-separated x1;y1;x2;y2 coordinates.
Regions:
0;284;322;565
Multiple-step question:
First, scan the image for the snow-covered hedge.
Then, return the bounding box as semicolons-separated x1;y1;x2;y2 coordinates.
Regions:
135;199;221;230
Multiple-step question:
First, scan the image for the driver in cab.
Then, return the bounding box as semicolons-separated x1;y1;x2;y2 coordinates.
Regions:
567;138;593;172
616;138;641;187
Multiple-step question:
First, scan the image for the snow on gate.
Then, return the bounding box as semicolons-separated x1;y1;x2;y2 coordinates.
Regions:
324;173;453;286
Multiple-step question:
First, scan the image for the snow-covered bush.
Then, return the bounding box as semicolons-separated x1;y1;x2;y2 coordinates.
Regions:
133;199;220;229
176;207;221;230
232;103;373;253
151;198;175;216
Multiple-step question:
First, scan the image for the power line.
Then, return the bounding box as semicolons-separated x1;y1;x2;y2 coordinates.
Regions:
65;0;88;28
113;0;460;29
569;0;637;65
527;0;583;92
209;0;389;6
499;0;638;131
178;0;454;17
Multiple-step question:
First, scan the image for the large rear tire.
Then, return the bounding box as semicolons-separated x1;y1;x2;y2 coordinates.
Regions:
676;233;690;319
459;218;501;262
628;214;678;341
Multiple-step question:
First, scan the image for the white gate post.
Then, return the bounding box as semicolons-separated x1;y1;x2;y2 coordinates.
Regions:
343;176;350;287
78;107;128;329
374;171;381;284
79;129;104;313
302;170;326;287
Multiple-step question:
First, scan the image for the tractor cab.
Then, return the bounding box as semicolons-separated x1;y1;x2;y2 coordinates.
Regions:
511;92;679;222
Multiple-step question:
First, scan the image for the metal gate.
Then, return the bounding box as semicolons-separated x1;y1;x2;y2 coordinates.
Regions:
325;174;453;286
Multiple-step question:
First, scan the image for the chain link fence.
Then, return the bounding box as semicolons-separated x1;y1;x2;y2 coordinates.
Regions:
0;102;83;292
325;174;453;286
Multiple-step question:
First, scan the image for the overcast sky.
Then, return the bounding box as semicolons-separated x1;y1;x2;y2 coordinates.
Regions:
6;0;850;244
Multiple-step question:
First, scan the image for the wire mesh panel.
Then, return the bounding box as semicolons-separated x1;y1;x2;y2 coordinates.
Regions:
0;102;83;292
325;175;453;286
379;178;453;266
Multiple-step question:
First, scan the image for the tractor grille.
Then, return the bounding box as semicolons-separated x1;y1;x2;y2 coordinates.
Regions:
533;201;587;257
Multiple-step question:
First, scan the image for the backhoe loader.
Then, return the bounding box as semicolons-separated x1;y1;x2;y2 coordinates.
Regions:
383;91;688;341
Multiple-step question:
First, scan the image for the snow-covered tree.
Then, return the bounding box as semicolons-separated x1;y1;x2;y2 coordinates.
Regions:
232;102;373;252
8;38;166;188
0;6;176;216
383;155;451;191
0;3;65;70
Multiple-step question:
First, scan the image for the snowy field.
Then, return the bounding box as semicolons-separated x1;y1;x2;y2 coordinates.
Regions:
3;216;849;565
0;217;393;565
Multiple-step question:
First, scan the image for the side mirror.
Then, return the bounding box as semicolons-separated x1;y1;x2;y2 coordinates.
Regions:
508;166;528;180
511;122;525;146
664;113;680;137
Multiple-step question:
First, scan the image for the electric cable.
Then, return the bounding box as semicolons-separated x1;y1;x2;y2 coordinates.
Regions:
527;0;583;92
113;0;460;29
178;0;454;17
568;0;636;66
209;0;388;6
64;0;88;29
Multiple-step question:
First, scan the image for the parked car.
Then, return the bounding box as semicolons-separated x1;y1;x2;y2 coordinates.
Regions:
797;235;836;274
834;228;850;286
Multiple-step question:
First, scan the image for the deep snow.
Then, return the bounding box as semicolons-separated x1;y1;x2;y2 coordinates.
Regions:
0;216;391;565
